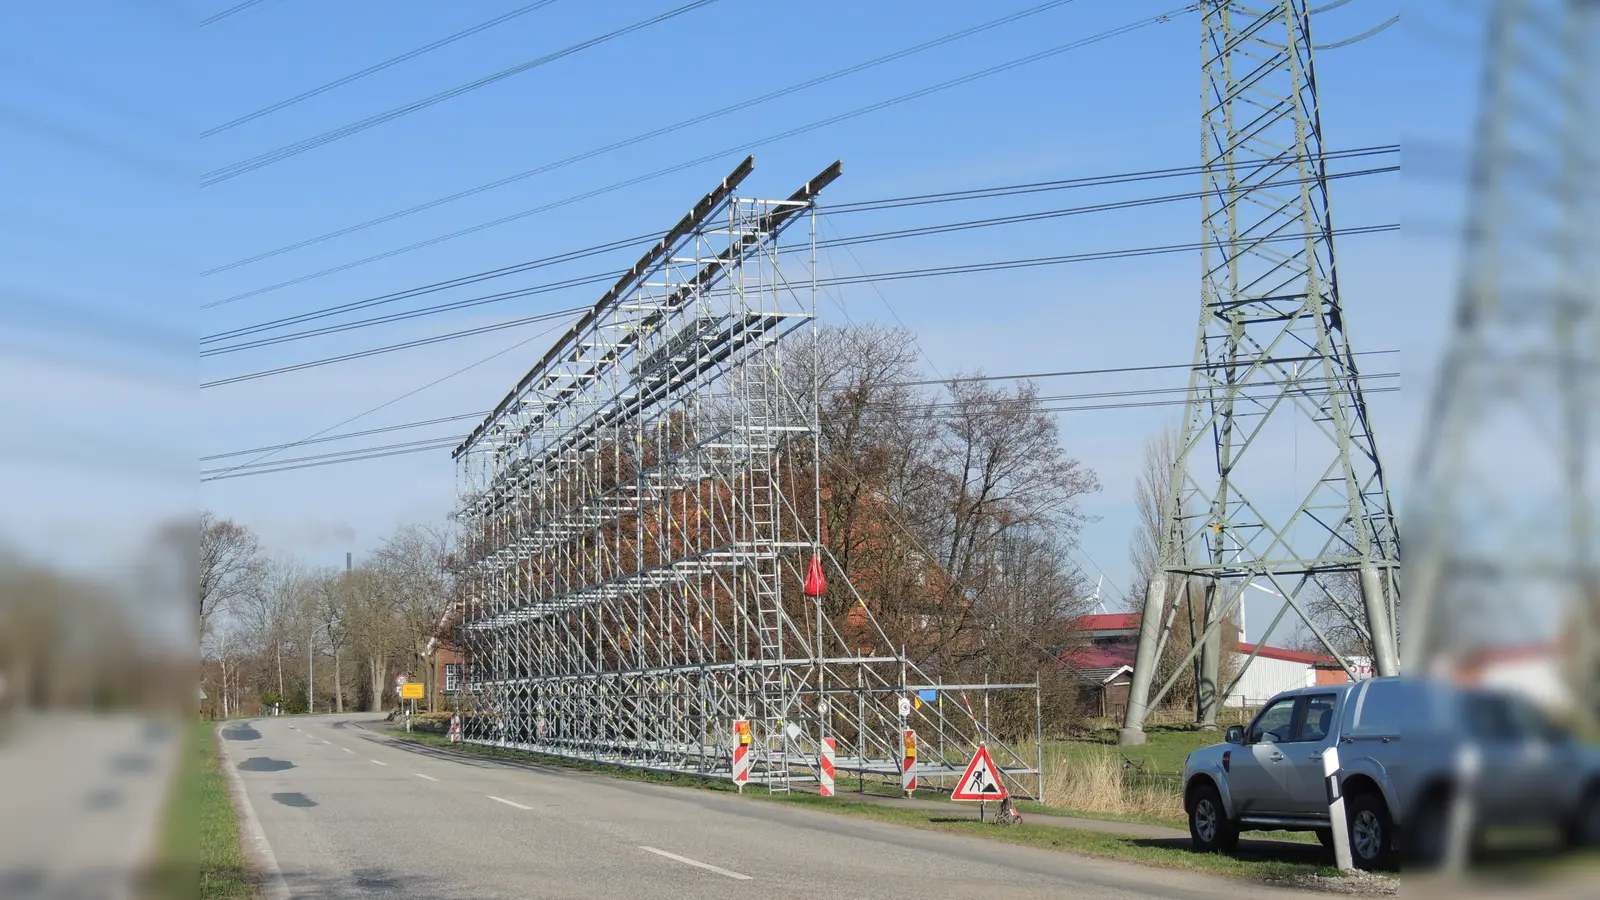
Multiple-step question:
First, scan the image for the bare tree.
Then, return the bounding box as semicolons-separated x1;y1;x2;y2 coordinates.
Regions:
239;557;311;708
370;524;456;710
310;572;350;713
1128;421;1181;606
1124;423;1241;714
199;511;264;640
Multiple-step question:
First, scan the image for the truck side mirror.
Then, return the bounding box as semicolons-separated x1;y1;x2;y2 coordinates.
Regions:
1225;725;1245;745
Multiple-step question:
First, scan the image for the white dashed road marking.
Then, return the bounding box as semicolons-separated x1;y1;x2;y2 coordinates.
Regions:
415;774;438;782
487;796;532;811
370;760;388;767
639;846;752;881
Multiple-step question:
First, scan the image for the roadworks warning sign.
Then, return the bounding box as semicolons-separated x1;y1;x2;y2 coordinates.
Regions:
950;746;1008;801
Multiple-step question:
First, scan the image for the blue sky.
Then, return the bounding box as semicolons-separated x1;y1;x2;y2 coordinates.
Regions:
3;2;1477;637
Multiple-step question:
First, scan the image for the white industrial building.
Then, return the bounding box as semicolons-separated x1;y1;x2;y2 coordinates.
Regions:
1222;643;1356;708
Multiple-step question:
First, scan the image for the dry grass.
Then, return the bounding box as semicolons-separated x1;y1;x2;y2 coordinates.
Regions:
1042;744;1182;819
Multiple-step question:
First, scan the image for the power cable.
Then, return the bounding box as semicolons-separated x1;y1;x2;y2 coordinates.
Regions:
882;349;1398;388
819;165;1394;250
822;146;1396;215
203;361;1400;477
202;0;720;185
1315;15;1399;50
206;146;1391;322
202;231;650;314
204;0;563;136
202;164;1395;353
202;280;604;356
201;386;1406;481
201;0;274;27
815;223;1397;288
200;314;577;481
201;306;583;388
200;4;1197;303
199;222;1396;386
200;411;489;461
202;0;1087;274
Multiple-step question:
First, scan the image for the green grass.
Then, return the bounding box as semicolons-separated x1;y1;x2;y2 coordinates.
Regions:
386;728;1348;884
1049;723;1227;779
746;793;1344;885
146;721;254;900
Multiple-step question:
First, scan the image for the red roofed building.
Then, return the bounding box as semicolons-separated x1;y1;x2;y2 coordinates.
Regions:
1061;613;1356;717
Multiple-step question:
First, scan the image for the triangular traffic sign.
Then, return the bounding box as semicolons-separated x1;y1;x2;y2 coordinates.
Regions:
950;745;1008;801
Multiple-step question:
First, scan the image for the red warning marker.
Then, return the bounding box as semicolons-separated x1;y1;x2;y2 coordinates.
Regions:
950;745;1008;802
803;554;827;597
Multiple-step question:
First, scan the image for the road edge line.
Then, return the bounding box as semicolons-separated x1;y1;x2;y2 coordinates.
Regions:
216;721;292;900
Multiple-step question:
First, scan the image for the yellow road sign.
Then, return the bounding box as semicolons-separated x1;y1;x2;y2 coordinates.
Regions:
400;683;424;700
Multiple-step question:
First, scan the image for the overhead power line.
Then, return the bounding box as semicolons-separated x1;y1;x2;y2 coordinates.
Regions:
201;313;580;481
202;0;1087;275
200;4;1198;305
203;161;1396;353
201;0;273;27
201;275;609;356
198;222;1396;388
200;305;585;389
200;411;490;461
200;381;1402;481
822;145;1396;215
204;0;563;136
815;223;1398;288
202;350;1402;467
202;0;720;185
201;230;651;321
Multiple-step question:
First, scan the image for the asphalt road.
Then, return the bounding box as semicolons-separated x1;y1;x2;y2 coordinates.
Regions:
0;713;180;900
225;713;1341;900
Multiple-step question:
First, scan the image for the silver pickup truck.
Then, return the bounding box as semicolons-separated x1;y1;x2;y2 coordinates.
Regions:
1181;676;1600;870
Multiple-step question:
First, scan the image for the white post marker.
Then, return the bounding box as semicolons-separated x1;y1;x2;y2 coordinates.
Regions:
819;737;836;798
1444;742;1481;873
1323;746;1354;872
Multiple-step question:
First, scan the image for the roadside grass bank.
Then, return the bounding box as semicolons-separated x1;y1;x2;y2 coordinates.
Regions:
385;728;1356;887
146;720;253;900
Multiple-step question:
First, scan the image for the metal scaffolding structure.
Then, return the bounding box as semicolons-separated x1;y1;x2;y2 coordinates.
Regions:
1120;0;1402;743
1405;0;1599;709
450;158;1042;795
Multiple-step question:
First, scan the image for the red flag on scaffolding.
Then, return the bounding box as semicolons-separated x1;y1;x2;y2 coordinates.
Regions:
803;554;827;596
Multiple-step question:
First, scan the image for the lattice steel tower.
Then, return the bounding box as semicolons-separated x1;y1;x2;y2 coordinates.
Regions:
1405;0;1598;710
1120;0;1401;743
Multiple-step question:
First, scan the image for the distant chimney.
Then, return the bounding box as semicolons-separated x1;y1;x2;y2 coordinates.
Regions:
346;552;352;572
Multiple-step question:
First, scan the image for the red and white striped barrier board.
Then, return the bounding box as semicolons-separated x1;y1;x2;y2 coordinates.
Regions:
448;714;462;743
732;719;752;791
820;737;836;797
901;729;918;795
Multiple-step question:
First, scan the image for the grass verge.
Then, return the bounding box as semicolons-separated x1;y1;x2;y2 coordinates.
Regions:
385;728;1356;887
146;720;254;900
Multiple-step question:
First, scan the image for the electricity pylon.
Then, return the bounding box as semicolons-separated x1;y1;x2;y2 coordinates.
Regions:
1119;0;1401;744
1405;0;1598;714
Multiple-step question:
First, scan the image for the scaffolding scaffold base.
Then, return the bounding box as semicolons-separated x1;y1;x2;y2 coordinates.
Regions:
450;158;1042;798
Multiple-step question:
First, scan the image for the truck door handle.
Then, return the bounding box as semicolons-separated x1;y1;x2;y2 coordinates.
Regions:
1269;752;1285;762
1308;752;1322;761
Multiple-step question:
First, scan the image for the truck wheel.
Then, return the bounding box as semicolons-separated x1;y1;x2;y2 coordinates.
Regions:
1188;783;1239;854
1347;792;1395;870
1404;790;1450;867
1563;785;1600;849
